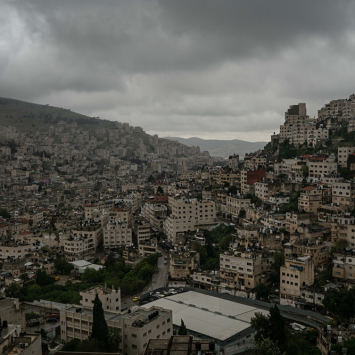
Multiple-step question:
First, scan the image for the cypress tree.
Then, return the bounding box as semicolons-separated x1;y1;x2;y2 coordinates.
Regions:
269;305;286;349
91;294;109;351
178;319;187;335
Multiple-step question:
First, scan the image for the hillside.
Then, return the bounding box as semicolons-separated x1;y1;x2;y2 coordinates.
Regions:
0;97;117;137
164;136;267;158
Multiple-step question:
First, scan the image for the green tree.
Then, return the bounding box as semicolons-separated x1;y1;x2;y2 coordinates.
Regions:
0;208;10;219
252;337;286;355
322;288;355;319
238;209;246;219
108;327;122;352
91;294;109;351
254;282;270;300
61;338;81;351
6;282;21;297
178;319;187;335
270;252;285;285
35;269;55;286
331;337;355;355
251;312;270;343
227;185;238;195
269;305;286;349
54;258;74;275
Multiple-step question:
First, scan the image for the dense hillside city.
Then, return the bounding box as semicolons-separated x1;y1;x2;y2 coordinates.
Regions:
3;95;355;354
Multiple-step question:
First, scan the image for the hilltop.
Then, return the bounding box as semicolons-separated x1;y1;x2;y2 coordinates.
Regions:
164;136;267;158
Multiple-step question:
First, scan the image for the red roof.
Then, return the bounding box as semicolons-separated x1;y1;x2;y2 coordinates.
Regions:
309;157;325;161
301;186;316;191
20;231;32;235
300;155;313;159
0;223;8;228
20;219;30;223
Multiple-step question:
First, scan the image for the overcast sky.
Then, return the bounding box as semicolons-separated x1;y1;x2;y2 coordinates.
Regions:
1;1;355;142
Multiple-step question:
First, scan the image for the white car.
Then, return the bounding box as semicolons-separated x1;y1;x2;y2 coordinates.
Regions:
290;323;307;332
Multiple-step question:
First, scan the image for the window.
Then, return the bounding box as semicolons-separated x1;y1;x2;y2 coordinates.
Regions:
132;345;137;349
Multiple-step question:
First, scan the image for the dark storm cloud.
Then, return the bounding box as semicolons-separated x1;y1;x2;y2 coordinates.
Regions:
1;0;355;140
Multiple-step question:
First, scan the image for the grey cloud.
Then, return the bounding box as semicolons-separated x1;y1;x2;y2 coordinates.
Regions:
1;0;355;140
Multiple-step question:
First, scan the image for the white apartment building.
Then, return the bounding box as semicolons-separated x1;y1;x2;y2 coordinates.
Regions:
254;182;269;201
332;181;355;208
138;240;158;258
104;220;132;248
318;95;355;121
141;203;167;231
163;197;216;243
333;252;355;281
280;256;314;306
84;201;113;219
307;159;337;179
60;305;173;355
222;196;251;219
338;146;355;168
285;212;311;234
219;249;273;290
298;186;323;214
80;285;121;312
0;242;31;261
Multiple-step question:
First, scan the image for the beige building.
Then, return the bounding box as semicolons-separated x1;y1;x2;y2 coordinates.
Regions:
135;219;151;243
60;305;172;355
222;196;251;219
141;203;167;232
332;181;355;208
338;146;355;168
298;186;322;213
138;240;158;258
80;285;121;312
0;242;31;261
285;212;312;235
164;197;216;243
104;220;132;248
219;249;274;290
169;250;199;280
333;252;355;281
280;256;314;305
307;159;337;179
110;205;133;227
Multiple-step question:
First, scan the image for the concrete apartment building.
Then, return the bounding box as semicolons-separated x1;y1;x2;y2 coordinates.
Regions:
240;168;266;195
222;196;251;219
219;248;274;290
103;220;132;248
138;240;158;258
0;242;31;261
84;201;113;219
228;154;239;169
338;146;355;168
298;186;323;213
285;212;312;234
134;219;151;244
60;305;173;355
332;252;355;282
318;94;355;121
141;202;167;232
280;256;314;306
332;181;355;208
164;197;216;244
109;204;133;227
169;250;200;280
307;158;337;179
80;285;121;312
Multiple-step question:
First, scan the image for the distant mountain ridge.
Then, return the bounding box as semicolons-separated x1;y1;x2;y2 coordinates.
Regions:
164;136;267;158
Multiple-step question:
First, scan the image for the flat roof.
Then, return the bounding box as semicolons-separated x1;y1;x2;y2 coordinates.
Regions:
142;291;268;341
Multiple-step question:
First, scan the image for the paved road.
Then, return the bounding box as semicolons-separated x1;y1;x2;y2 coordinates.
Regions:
124;248;169;308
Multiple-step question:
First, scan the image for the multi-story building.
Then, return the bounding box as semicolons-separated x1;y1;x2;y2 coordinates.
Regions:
103;220;132;248
332;181;355;209
60;305;173;355
109;204;133;227
228;154;239;169
169;250;200;280
240;168;266;194
318;94;355;121
307;158;337;179
134;219;151;244
221;196;251;220
338;146;355;168
0;241;31;261
280;256;314;306
298;186;322;213
80;285;121;312
163;197;216;244
141;203;167;232
219;248;274;290
138;240;158;258
285;212;312;234
332;252;355;282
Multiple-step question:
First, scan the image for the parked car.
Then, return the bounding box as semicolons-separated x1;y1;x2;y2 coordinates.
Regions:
46;318;57;323
133;296;140;302
54;276;60;281
29;321;40;327
49;314;60;319
290;323;307;332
